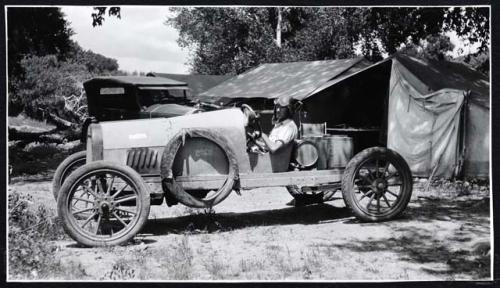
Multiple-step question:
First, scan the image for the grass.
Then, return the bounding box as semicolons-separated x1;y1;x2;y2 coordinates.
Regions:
202;251;228;279
8;190;89;280
101;259;137;280
9;114;56;132
163;236;194;279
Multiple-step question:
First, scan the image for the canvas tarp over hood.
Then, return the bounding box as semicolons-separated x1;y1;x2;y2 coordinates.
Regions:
198;57;368;103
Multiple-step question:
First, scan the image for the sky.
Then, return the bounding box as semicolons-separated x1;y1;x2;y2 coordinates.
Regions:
61;6;191;74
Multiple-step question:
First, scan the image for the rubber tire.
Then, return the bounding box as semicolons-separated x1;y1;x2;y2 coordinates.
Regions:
160;128;239;208
57;161;151;247
341;147;412;222
52;150;87;201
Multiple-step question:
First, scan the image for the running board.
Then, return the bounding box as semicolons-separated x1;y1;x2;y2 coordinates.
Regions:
144;169;344;190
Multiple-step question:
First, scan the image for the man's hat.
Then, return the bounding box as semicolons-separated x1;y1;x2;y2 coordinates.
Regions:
274;97;292;107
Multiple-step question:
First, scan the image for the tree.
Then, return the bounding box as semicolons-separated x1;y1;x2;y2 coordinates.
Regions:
11;55;90;123
68;41;119;73
400;34;455;61
167;7;489;74
7;7;74;79
10;41;120;120
91;7;121;27
345;7;488;60
168;7;356;75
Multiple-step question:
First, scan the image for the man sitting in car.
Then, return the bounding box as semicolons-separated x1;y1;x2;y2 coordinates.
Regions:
249;97;322;207
255;97;298;153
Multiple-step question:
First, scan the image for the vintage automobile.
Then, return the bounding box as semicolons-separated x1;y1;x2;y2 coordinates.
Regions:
52;76;204;200
56;105;413;247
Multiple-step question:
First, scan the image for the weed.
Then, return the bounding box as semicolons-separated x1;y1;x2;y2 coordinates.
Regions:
164;236;194;279
8;191;69;279
303;246;322;268
239;258;265;273
203;250;228;279
101;259;136;280
266;244;298;278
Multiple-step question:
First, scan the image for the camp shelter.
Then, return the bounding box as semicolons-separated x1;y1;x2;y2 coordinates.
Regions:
306;54;490;179
198;57;373;131
146;72;233;97
199;55;489;179
386;55;489;179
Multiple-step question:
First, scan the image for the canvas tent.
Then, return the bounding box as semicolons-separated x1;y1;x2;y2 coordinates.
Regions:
198;57;373;132
386;55;489;179
199;55;489;179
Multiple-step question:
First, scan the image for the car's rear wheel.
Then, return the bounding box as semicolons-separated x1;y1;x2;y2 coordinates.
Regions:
342;147;412;222
57;161;150;247
52;150;87;200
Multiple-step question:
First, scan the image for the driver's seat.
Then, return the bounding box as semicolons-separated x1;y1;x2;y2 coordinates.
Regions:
247;142;294;173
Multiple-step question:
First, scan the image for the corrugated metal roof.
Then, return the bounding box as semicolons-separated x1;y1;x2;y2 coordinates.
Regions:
147;73;233;96
199;57;365;100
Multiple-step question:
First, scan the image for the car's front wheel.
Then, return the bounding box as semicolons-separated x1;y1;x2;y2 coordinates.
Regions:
57;161;150;247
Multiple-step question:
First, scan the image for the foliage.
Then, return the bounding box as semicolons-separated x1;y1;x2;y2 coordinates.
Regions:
9;40;120;122
91;7;121;27
68;41;119;73
168;8;281;75
347;7;488;58
400;34;455;60
168;7;489;74
10;55;90;122
8;7;73;79
8;192;66;279
8;7;120;122
281;8;356;62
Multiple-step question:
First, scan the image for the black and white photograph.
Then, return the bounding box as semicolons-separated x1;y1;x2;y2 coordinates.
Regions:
6;4;492;281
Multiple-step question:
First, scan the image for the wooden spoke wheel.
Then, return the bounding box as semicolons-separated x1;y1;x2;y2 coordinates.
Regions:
342;147;412;222
52;151;87;200
57;161;150;247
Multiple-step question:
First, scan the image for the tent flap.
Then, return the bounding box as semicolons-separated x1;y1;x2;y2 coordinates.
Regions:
387;59;465;178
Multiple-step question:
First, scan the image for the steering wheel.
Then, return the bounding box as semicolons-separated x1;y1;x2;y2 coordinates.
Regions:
241;104;262;140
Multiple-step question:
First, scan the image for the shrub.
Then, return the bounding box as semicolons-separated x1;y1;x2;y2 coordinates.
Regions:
8;191;67;279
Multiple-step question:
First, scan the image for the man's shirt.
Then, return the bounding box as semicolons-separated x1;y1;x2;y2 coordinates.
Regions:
269;119;298;146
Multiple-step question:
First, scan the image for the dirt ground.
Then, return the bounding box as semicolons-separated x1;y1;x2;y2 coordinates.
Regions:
8;178;491;281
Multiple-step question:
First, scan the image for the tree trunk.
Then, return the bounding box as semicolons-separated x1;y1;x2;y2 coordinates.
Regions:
276;8;282;48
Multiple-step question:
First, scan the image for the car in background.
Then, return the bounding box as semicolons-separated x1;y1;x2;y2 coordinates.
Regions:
52;76;203;199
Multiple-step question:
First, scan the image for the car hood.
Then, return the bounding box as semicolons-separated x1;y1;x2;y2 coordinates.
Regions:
141;103;198;117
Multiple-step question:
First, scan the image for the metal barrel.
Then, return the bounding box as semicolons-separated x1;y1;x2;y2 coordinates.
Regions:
302;135;353;169
325;135;353;168
293;139;319;169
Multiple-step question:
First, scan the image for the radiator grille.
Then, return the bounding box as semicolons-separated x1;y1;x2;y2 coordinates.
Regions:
126;148;158;170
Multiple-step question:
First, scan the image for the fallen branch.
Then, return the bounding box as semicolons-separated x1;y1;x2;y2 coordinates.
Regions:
46;112;78;129
8;126;81;144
